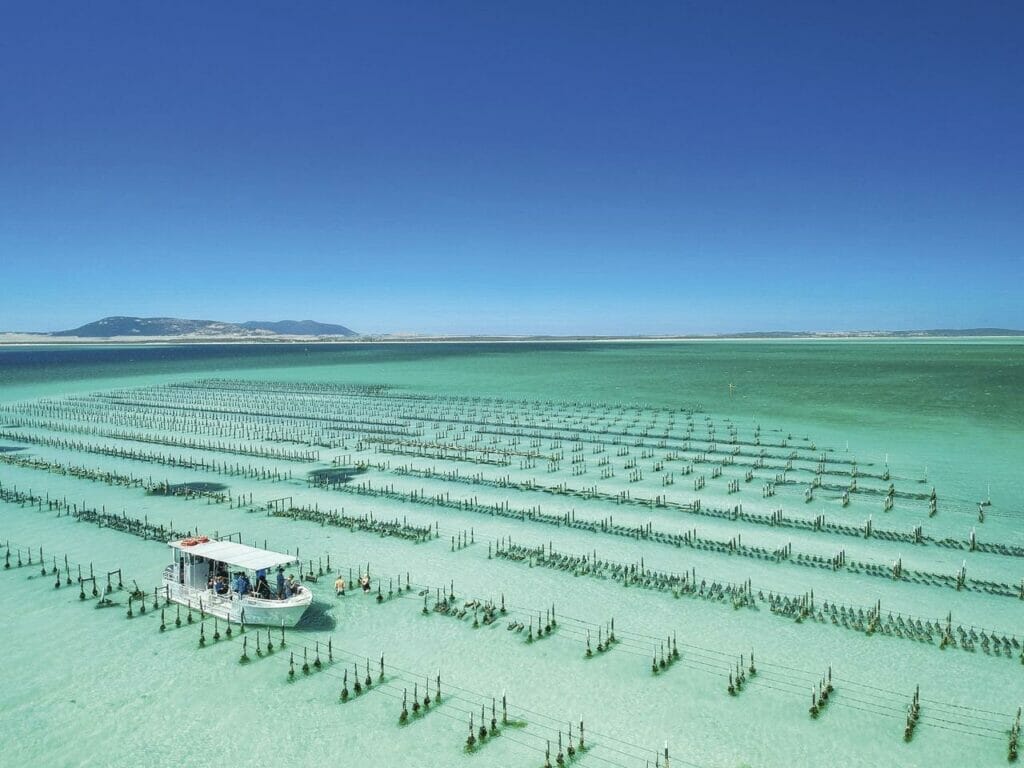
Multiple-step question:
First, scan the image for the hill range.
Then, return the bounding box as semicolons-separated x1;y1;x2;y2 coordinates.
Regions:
45;316;357;338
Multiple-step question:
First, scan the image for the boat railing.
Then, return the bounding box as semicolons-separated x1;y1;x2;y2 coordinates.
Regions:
204;590;235;610
243;593;284;606
162;573;310;610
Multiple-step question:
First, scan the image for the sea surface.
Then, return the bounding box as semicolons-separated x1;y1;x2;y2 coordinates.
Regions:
0;340;1021;768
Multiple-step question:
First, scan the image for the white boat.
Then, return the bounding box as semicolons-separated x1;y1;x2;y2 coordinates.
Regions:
163;537;313;627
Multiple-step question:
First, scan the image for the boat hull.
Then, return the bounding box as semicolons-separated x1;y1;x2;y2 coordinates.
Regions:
162;579;313;627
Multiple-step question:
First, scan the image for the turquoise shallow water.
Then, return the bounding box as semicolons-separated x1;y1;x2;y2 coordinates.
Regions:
0;341;1021;768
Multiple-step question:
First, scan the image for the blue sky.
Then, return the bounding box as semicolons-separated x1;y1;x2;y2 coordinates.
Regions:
2;1;1022;335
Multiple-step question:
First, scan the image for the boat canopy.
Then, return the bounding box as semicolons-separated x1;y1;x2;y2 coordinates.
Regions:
169;539;298;572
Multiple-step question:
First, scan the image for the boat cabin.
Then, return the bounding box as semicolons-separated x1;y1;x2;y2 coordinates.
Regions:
163;536;313;627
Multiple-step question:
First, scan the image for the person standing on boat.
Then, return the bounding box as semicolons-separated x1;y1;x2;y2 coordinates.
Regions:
255;573;271;599
276;566;286;599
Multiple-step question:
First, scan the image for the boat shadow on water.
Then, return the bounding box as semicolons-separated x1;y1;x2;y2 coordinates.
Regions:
293;600;337;631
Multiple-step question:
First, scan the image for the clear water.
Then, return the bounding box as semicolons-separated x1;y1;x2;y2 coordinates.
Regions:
0;341;1021;768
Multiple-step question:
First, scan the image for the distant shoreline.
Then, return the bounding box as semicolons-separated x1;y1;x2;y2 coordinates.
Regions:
2;332;1022;346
